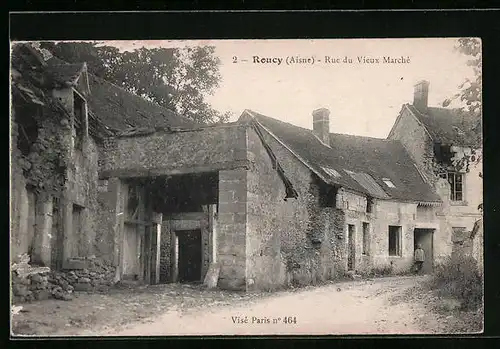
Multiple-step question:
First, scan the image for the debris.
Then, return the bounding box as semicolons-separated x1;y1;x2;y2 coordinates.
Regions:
11;305;23;315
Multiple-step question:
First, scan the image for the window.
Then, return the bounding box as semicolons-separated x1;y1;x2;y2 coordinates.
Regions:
447;172;464;201
72;204;84;239
73;91;86;150
382;178;396;188
366;197;373;213
388;225;402;256
319;185;337;207
362;222;370;255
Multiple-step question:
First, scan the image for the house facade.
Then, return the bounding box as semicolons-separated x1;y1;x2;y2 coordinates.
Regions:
12;43;468;295
98;106;447;291
10;44;106;271
10;43;198;286
388;80;482;261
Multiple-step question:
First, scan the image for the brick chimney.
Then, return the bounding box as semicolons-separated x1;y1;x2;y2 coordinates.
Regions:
413;80;430;112
312;108;330;145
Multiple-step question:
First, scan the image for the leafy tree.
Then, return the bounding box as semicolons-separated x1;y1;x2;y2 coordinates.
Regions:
440;38;482;172
442;38;482;118
41;41;231;124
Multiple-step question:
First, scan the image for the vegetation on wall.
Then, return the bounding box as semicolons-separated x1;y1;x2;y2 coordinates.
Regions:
14;103;71;197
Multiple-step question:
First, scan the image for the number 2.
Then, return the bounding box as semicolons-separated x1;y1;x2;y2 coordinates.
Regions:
233;56;238;63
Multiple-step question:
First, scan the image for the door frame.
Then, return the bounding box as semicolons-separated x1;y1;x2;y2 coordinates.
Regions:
173;229;203;283
347;224;356;271
413;228;435;273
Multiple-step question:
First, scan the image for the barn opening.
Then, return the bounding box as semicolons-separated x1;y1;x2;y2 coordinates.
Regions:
150;172;219;285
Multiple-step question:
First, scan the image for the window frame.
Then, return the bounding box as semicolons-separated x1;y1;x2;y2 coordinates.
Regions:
448;171;464;202
388;225;402;257
362;222;370;255
382;178;396;188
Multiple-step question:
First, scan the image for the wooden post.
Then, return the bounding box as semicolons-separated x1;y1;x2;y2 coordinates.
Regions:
150;212;162;285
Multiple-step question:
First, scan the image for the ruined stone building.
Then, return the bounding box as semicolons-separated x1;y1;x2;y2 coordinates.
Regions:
10;43;197;286
388;80;482;262
11;43;482;297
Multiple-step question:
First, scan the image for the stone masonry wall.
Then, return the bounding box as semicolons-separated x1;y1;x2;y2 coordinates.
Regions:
100;126;248;178
252;127;346;289
370;200;419;273
159;221;171;283
388;107;436;184
217;169;247;290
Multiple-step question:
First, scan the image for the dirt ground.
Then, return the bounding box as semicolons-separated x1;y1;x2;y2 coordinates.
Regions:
11;275;483;336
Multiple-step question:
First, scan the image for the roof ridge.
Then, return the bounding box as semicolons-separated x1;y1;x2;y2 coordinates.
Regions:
248;109;393;142
49;53;188;121
329;132;395;142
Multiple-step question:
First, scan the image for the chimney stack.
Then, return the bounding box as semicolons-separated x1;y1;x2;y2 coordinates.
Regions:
413;80;430;111
312;108;330;145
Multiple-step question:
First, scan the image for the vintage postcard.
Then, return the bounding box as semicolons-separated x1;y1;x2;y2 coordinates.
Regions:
10;38;483;336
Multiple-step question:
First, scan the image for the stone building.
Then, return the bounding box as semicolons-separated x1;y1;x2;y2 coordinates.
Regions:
388;80;482;264
98;106;447;291
10;43;197;284
10;43;109;270
12;43;474;295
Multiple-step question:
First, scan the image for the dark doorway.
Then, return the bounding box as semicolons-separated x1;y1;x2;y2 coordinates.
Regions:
347;224;356;271
177;229;202;282
414;228;434;274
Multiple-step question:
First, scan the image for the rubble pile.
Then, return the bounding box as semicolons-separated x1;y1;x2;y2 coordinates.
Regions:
11;254;117;304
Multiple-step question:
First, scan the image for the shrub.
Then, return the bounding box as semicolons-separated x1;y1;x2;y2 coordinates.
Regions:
429;254;483;310
369;264;393;277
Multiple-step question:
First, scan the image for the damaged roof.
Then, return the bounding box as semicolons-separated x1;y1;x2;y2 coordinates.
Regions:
243;110;441;203
406;104;482;148
44;63;87;88
11;44;111;139
45;56;200;132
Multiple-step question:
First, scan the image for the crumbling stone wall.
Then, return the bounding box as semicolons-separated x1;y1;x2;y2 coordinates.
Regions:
11;91;104;271
11;254;116;304
248;127;346;290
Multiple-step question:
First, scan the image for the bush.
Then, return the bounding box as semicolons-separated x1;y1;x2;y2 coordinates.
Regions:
368;264;393;277
429;254;483;310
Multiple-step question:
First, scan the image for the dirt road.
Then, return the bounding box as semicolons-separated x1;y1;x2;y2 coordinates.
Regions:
103;276;434;336
14;275;479;336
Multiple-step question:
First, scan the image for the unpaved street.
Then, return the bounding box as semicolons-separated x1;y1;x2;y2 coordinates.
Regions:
101;276;438;336
13;275;478;336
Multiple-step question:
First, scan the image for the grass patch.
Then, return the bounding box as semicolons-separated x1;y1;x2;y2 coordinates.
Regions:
427;254;483;311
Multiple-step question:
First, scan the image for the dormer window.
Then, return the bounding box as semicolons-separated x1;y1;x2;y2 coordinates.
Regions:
382;178;396;188
72;90;87;151
322;166;341;179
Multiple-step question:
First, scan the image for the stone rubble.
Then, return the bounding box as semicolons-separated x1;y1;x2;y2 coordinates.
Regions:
11;253;117;304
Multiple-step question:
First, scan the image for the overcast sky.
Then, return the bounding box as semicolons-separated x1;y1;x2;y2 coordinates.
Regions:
103;39;476;138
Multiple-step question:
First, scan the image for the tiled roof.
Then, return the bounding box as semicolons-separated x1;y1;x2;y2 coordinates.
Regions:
45;56;200;132
245;110;441;203
407;104;481;148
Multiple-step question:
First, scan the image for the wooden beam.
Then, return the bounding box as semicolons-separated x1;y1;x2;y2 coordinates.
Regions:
99;160;250;179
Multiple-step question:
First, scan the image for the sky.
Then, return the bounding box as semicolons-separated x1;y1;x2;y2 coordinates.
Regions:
100;39;476;138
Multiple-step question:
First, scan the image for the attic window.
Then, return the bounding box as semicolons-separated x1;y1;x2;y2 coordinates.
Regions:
73;90;87;151
382;178;396;188
322;166;341;178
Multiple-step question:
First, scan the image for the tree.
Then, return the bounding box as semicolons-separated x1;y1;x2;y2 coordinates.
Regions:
442;38;482;118
40;41;231;124
441;38;482;173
